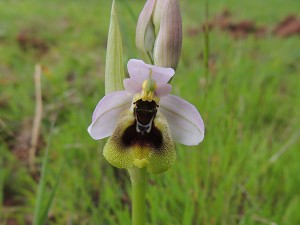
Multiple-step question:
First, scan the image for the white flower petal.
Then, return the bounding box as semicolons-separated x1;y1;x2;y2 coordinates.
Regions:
127;59;150;84
123;78;141;94
127;59;174;85
88;91;132;140
156;83;172;97
150;66;174;85
159;95;204;145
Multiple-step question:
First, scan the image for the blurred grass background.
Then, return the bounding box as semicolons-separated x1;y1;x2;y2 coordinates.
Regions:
0;0;300;224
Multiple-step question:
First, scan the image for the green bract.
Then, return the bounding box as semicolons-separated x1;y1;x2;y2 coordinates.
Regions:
105;0;124;94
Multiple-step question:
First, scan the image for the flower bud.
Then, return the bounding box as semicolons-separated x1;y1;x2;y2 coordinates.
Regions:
136;0;182;70
153;0;182;70
135;0;156;64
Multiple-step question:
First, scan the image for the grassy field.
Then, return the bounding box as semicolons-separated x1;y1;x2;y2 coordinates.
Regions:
1;0;300;224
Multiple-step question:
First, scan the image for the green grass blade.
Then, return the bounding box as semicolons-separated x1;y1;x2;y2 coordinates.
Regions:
33;122;55;225
119;0;137;23
38;162;64;225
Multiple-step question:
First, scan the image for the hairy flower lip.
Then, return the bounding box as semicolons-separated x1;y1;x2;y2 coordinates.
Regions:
88;59;205;145
102;109;176;174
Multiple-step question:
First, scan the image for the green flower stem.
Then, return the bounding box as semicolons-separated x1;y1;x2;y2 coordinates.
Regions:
128;167;147;225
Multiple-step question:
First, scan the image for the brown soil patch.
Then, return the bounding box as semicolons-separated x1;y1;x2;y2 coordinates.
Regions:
188;12;300;39
273;15;300;37
10;119;33;162
17;30;49;55
187;10;266;39
6;218;18;225
7;119;44;167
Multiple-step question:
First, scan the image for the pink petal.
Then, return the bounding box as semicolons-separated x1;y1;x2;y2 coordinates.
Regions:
123;78;142;94
88;91;132;140
150;65;174;85
156;83;172;97
127;59;175;85
159;95;204;145
127;59;150;84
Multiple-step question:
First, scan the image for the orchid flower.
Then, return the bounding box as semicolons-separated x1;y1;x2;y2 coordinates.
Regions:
88;59;204;174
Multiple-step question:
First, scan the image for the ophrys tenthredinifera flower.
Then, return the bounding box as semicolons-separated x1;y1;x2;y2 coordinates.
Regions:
88;59;204;173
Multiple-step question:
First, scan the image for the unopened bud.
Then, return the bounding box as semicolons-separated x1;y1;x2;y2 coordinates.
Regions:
136;0;182;70
153;0;182;70
135;0;156;64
